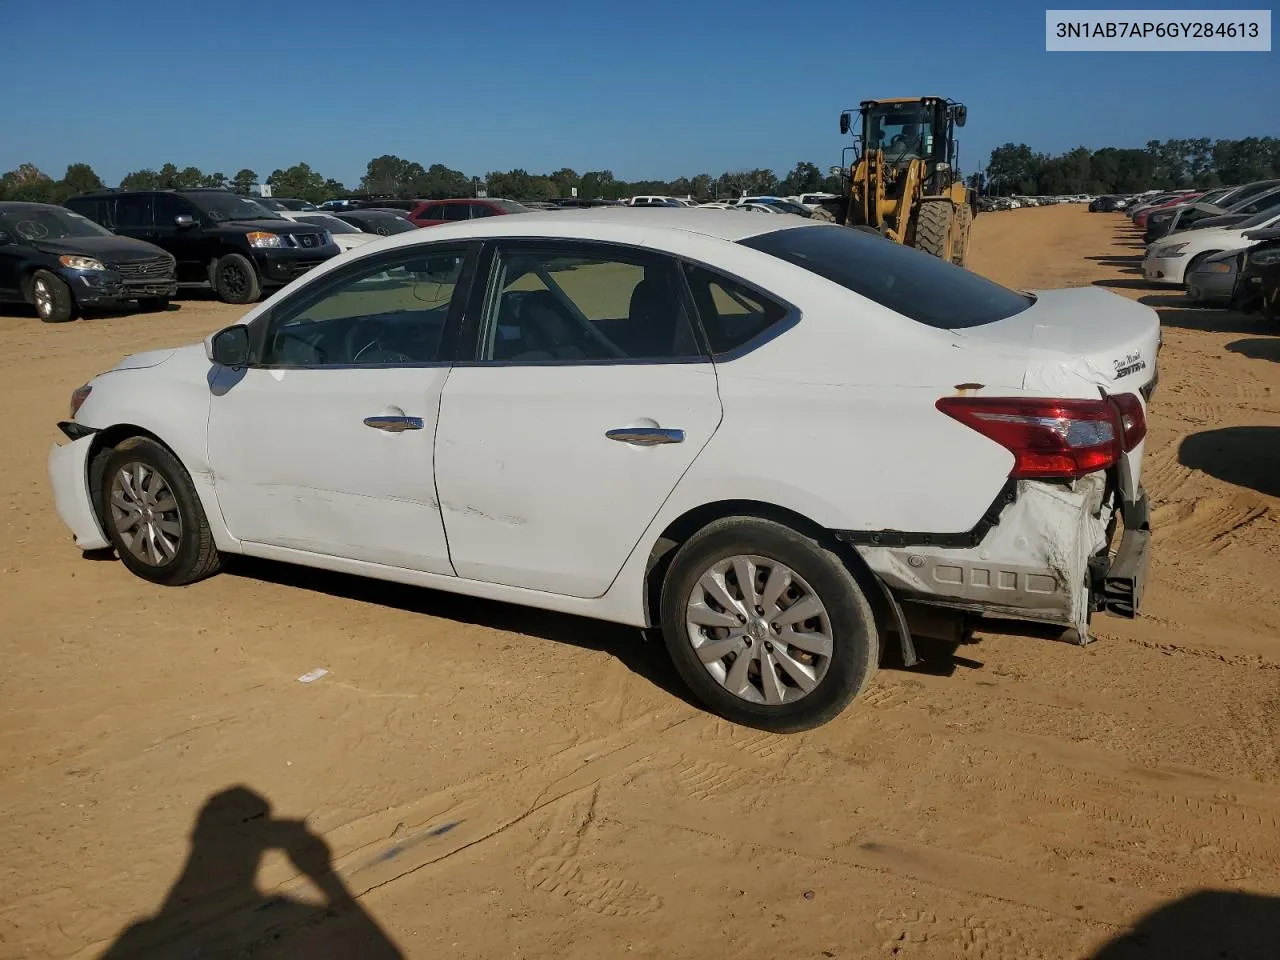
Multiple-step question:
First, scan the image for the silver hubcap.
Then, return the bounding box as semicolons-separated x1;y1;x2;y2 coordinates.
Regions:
109;462;182;566
34;279;52;317
685;555;833;706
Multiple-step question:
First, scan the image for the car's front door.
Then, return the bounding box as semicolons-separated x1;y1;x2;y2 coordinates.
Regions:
206;243;478;574
434;239;723;598
0;216;31;300
151;194;204;274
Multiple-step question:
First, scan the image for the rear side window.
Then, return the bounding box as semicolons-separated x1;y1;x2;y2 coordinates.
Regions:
739;224;1033;330
420;204;448;220
440;203;470;222
682;263;787;354
113;195;152;229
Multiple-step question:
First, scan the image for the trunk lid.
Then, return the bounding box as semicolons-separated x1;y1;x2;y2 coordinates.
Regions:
952;286;1160;499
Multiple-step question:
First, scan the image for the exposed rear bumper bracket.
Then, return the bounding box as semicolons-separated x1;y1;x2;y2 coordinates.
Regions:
1100;492;1151;619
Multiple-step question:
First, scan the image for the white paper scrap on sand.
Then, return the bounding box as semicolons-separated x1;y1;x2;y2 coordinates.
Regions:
297;668;329;684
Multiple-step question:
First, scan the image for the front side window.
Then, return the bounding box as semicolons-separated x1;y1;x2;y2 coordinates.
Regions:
478;244;702;363
153;194;196;225
260;248;468;366
440;204;470;222
419;205;448;221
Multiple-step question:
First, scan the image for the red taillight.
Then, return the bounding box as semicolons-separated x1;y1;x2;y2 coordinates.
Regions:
936;395;1138;479
1108;391;1147;452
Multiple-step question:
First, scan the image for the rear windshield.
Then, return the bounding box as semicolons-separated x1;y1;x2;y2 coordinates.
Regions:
739;224;1034;329
490;200;531;214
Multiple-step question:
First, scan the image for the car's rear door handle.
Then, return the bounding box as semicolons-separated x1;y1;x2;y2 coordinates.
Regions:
606;427;685;445
364;415;424;432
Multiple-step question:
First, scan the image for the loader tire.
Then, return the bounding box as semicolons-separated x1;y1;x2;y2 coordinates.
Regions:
915;200;955;262
952;202;973;268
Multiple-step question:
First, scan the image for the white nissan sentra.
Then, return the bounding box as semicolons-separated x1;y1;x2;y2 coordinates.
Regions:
48;210;1159;731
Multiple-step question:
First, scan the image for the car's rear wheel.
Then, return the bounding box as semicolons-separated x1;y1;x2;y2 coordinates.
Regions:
212;253;262;305
659;517;879;732
31;270;76;323
100;437;222;586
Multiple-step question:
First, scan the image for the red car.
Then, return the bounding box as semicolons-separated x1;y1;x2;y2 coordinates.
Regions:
406;197;531;227
1133;192;1201;229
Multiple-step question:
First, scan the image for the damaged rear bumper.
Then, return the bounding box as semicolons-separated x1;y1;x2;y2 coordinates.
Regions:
840;476;1151;642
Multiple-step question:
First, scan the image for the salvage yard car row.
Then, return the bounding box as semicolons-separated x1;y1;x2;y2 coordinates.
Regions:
0;191;425;321
1127;177;1280;322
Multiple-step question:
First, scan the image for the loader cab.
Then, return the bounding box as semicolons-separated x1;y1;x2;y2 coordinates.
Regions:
841;97;966;182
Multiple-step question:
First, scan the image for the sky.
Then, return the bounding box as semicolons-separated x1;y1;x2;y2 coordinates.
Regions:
1;0;1275;188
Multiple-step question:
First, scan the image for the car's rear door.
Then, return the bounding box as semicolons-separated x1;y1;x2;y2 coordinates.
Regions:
206;243;479;574
433;239;723;598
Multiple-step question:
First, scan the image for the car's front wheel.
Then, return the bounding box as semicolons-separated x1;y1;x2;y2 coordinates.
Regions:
212;253;262;305
31;270;76;323
100;437;222;586
659;517;879;732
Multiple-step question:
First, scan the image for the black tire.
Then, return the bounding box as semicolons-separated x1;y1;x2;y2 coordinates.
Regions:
952;202;973;268
915;200;954;261
659;517;879;732
31;269;77;323
138;297;171;312
100;436;222;586
212;253;262;305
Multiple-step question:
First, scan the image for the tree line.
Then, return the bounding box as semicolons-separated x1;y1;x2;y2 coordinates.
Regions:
3;137;1277;207
0;157;844;205
977;137;1280;196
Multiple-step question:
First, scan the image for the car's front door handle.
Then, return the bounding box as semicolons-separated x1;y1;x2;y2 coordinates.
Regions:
606;427;685;445
364;415;425;433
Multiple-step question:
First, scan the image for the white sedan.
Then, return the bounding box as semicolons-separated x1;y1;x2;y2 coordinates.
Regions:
1143;209;1280;285
47;210;1159;731
275;211;380;252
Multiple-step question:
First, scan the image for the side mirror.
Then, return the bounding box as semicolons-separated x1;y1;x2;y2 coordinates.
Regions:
174;214;196;228
208;324;251;367
953;105;967;127
839;111;851;135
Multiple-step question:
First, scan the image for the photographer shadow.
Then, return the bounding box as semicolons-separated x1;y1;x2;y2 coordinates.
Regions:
98;786;402;960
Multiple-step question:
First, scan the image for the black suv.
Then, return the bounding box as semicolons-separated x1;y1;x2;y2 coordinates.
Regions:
65;188;340;304
0;201;177;322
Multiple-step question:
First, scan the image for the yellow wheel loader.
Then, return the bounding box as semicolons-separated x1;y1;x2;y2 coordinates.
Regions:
822;96;976;267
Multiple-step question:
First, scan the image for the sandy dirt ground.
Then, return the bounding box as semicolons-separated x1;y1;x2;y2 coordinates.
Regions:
2;206;1279;959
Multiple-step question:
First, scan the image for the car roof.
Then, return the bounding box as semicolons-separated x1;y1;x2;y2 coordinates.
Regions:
365;207;809;252
0;201;63;212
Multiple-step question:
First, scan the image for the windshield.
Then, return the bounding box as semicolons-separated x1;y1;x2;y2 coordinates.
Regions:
188;192;283;222
1238;208;1280;229
1;207;114;241
866;105;932;161
293;213;359;234
254;198;286;210
342;214;416;235
1231;188;1280;217
740;224;1034;329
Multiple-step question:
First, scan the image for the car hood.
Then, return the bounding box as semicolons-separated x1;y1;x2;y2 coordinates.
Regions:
952;286;1160;397
33;235;170;262
107;346;180;372
220;218;323;235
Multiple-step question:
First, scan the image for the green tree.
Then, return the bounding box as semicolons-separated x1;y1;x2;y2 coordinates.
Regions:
266;162;329;203
156;163;181;189
203;171;229;189
360;155;426;197
778;161;823;196
59;163;104;198
0;163;60;202
231;169;258;194
120;168;161;190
